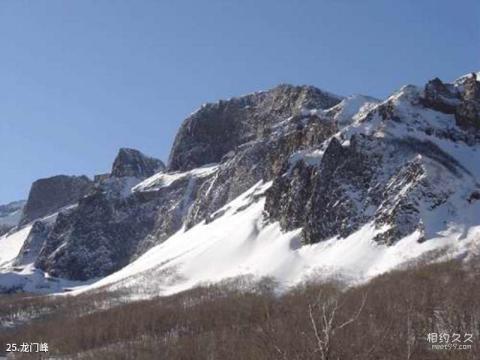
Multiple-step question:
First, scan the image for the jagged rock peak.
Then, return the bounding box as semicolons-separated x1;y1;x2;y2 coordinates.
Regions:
463;72;480;101
111;148;165;178
420;73;480;130
422;77;458;113
20;175;94;225
168;84;343;172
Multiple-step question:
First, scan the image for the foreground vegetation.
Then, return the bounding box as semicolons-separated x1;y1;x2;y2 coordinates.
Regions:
1;258;479;359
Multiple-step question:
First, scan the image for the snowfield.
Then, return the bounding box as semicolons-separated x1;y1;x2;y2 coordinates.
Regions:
0;226;32;268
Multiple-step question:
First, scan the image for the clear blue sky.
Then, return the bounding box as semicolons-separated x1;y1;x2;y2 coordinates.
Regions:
0;0;478;204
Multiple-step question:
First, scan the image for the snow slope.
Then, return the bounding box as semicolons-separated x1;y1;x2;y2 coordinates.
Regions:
72;178;480;298
0;226;32;268
326;94;380;127
132;164;219;192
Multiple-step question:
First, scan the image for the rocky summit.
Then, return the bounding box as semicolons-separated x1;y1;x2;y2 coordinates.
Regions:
1;72;479;293
168;84;342;171
111;148;166;178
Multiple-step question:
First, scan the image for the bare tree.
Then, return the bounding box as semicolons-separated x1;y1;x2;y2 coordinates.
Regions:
308;292;367;360
406;300;416;360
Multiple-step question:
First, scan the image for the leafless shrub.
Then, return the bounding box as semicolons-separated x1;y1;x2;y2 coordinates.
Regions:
1;259;479;359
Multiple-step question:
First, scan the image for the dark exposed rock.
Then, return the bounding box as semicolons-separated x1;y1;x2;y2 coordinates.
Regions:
111;148;165;178
467;190;480;203
462;73;480;101
455;101;480;129
264;160;315;231
455;74;480;130
14;220;53;267
378;100;402;122
301;136;375;244
373;159;424;245
168;84;341;171
20;175;93;225
184;115;337;229
455;100;480;130
419;74;480;131
35;192;156;280
265;136;373;244
421;77;460;114
35;168;216;280
265;132;467;246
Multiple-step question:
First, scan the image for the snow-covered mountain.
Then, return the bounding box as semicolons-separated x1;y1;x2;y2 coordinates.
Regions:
1;73;480;296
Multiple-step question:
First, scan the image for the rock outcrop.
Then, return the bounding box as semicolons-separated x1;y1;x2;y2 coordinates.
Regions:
34;171;218;280
265;75;478;246
184;113;337;229
422;77;460;114
265;135;378;244
20;175;93;225
168;84;342;171
421;73;480;130
111;148;165;178
14;220;53;267
455;73;480;129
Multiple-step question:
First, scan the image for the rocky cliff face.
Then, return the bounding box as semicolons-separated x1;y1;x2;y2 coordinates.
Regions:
265;75;480;246
33;86;341;280
265;135;377;244
168;84;342;171
20;175;93;225
2;73;480;287
34;170;216;280
32;149;167;280
111;148;165;178
183;112;338;230
422;73;480;130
